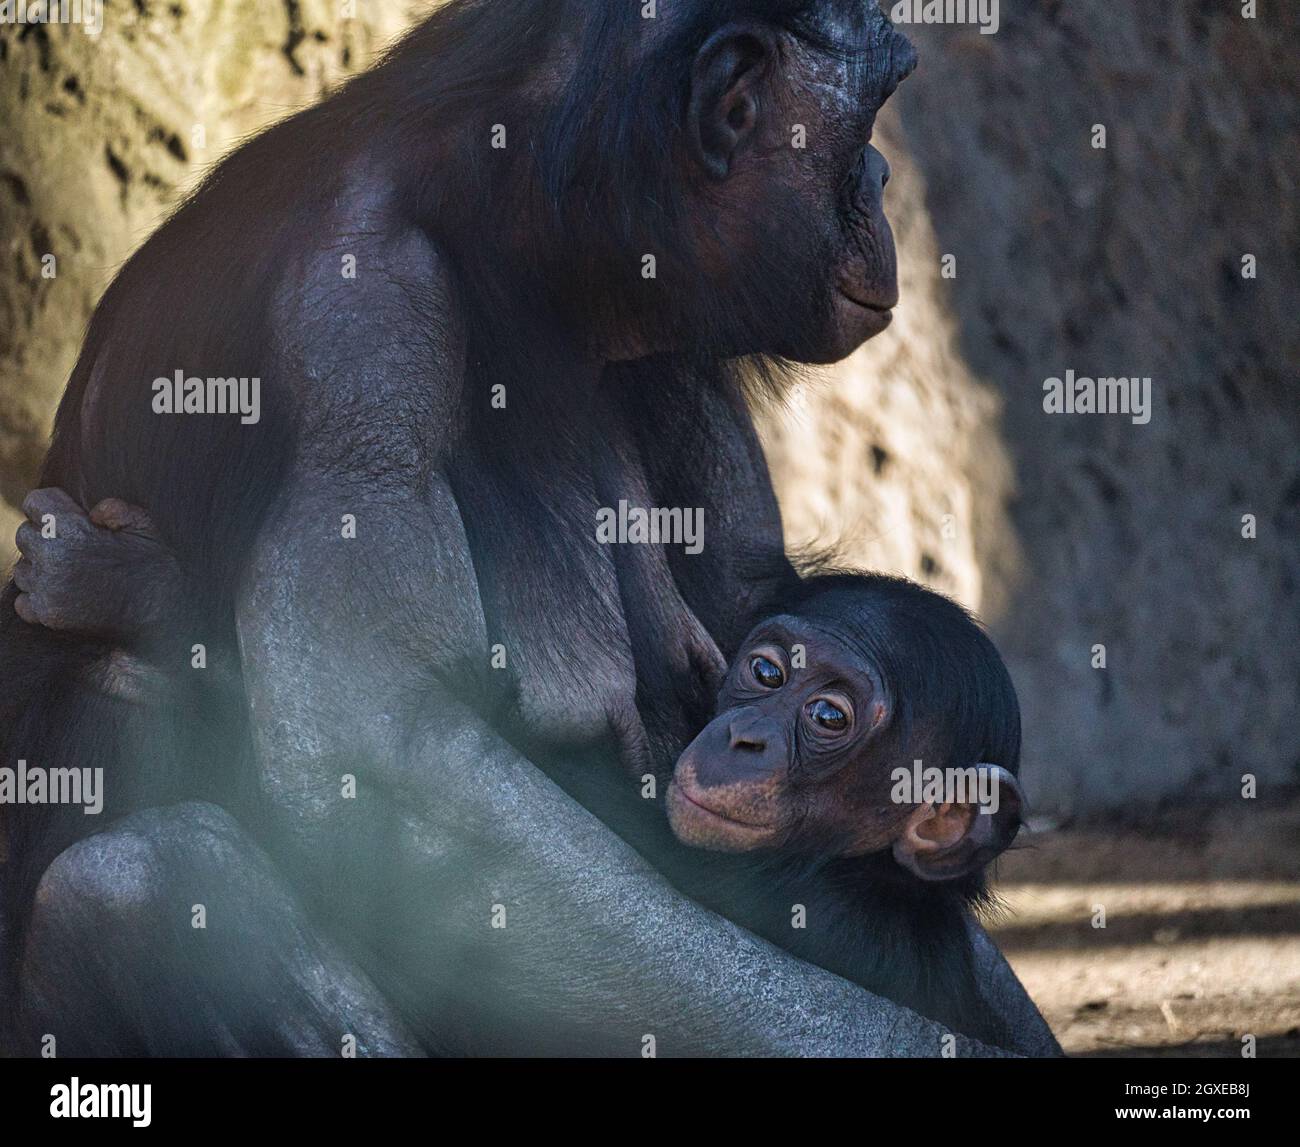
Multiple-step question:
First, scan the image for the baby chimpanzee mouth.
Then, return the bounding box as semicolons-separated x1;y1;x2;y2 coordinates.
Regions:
669;780;775;830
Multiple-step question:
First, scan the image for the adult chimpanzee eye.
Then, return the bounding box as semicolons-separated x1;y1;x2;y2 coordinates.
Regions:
808;698;848;731
750;655;785;689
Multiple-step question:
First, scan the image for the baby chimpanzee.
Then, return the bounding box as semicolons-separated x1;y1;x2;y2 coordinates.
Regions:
13;495;1024;1047
646;572;1026;1046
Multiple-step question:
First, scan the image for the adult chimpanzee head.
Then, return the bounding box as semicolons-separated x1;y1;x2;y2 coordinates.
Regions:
417;1;916;365
667;574;1025;881
670;0;917;363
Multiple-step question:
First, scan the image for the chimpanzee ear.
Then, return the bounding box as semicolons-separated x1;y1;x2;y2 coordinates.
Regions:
688;23;777;181
892;765;1024;882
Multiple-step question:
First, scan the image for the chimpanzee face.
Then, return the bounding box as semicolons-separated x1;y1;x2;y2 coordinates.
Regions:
667;613;903;855
679;2;917;363
667;607;1025;881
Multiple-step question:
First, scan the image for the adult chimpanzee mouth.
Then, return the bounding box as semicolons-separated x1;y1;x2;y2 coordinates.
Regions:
837;287;895;315
833;288;895;341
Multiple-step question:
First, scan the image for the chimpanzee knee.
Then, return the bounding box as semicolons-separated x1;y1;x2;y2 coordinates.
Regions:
14;802;422;1057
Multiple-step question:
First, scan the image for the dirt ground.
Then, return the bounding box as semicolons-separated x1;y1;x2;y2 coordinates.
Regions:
986;798;1300;1058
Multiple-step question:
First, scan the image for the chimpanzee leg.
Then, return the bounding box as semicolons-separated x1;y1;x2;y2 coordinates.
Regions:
13;801;422;1057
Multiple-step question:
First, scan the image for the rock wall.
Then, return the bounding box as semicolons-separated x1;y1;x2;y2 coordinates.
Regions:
0;0;423;535
2;2;1296;815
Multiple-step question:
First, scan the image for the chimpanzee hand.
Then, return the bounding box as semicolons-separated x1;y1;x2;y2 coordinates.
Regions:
13;487;185;647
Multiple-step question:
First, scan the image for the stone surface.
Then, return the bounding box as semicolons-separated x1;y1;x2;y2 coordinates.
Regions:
0;1;421;510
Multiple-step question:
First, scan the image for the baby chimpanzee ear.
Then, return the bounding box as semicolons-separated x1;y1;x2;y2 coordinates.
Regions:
892;765;1024;882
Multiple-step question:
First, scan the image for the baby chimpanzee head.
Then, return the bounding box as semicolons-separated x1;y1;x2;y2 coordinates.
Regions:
667;573;1024;881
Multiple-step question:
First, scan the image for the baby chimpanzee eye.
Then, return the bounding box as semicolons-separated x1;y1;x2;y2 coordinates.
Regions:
808;698;848;731
750;655;785;689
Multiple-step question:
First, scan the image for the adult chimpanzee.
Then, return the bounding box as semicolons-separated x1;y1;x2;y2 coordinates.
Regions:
0;0;1058;1056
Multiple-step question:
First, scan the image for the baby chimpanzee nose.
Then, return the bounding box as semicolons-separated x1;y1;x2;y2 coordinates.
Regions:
729;711;772;752
690;709;789;790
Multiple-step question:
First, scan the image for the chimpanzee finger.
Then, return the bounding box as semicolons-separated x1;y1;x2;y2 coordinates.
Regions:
13;591;45;627
90;497;155;534
12;555;35;593
14;521;40;560
22;487;88;529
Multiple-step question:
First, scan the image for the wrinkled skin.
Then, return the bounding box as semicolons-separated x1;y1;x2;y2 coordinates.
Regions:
0;1;1058;1057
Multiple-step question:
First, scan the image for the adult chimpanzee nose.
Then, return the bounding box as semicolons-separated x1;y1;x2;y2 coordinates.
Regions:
865;145;891;189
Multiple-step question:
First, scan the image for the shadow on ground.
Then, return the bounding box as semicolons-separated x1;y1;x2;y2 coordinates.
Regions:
988;798;1300;1058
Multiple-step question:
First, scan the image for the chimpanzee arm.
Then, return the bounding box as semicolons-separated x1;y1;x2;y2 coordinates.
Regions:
966;914;1063;1056
229;460;1012;1056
